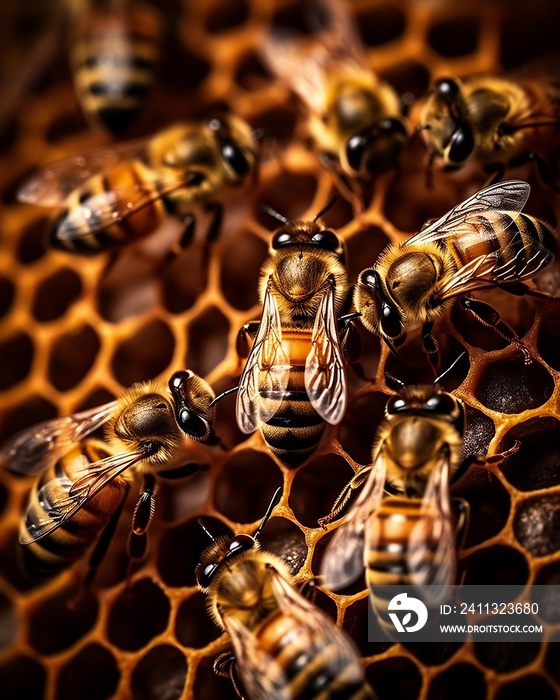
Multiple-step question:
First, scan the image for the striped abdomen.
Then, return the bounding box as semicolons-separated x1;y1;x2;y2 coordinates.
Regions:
444;210;554;280
51;161;165;253
20;440;128;579
72;6;161;134
260;329;325;466
248;609;375;700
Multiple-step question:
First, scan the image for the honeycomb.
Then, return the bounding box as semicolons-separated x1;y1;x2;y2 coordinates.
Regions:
1;0;560;698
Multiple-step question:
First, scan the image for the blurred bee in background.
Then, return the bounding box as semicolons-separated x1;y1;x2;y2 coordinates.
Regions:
419;74;560;186
261;0;409;206
68;0;162;135
1;370;217;583
17;114;259;255
353;180;556;369
196;488;377;700
234;202;358;466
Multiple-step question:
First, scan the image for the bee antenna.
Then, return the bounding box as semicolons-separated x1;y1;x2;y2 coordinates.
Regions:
197;519;216;542
313;194;338;223
210;386;238;407
253;128;272;142
384;372;406;392
254;487;282;540
433;352;467;386
383;337;400;359
261;204;289;225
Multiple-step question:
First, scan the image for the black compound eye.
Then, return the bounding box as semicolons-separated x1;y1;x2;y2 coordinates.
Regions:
222;141;250;177
272;231;293;249
435;78;460;100
346;133;367;172
423;393;457;414
196;562;218;589
379;118;408;136
228;534;255;556
311;229;340;252
359;269;378;288
386;396;408;414
380;301;402;338
447;127;474;163
177;408;207;438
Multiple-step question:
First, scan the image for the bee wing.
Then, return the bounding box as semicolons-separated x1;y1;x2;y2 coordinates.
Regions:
305;284;347;424
1;401;119;476
17;138;153;206
404;180;531;247
19;448;143;545
321;454;386;591
236;283;290;434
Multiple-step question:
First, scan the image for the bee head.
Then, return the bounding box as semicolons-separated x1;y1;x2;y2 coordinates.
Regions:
168;370;215;442
424;78;475;165
355;268;405;355
196;533;258;591
271;222;343;256
345;118;408;177
207;114;257;184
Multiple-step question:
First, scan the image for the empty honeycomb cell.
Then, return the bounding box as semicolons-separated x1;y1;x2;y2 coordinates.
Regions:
192;656;238;700
213;450;283;523
356;5;407;46
533;562;560;623
365;657;422;700
473;356;554;414
112;319;175;385
75;388;117;412
0;393;56;445
474;641;541;674
427;16;479;57
47;324;101;391
28;586;98;655
378;60;431;101
107;578;170;651
16;217;49;264
343;596;394;658
290;453;354;528
219;233;267;310
158;517;232;588
346;225;390;285
454;467;510;549
255;172;318;228
258;516;307;576
159;43;211;92
249;106;298;146
175;591;222;648
0;276;15;317
130;644;187;700
0;332;33;390
269;0;316;34
0;655;46;700
97;258;162;323
309;586;338;621
498;418;560;491
462;545;529;586
499;3;560;68
186;307;229;378
545;632;560;683
537;309;560;371
462;405;495;461
56;643;120;700
162;245;208;314
204;0;250;33
31;268;82;322
234;52;272;91
402;641;463;667
514;494;560;557
495;675;557;700
0;591;17;649
338;391;387;465
426;663;486;700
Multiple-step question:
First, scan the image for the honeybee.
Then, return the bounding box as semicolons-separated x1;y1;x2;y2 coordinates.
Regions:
196;489;377;700
354;180;555;366
17;114;259;254
419;75;560;184
235;206;354;466
69;0;162;134
319;376;470;634
261;0;408;199
1;370;217;582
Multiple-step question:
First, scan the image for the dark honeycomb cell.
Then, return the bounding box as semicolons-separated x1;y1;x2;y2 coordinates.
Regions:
402;640;463;667
249;106;298;146
31;268;82;322
0;655;46;700
310;586;338;621
290;453;354;528
204;0;249;33
175;591;222;648
343;596;394;658
56;643;120;700
474;641;540;673
28;586;98;655
498;418;560;491
495;675;557;700
453;467;510;549
338;391;386;466
130;644;187;700
214;450;282;523
0;275;15;316
48;324;101;391
0;332;33;390
186;307;229;377
75;388;117;412
378;60;431;100
258;517;307;576
97;258;160;323
537;306;560;371
256;172;318;228
0;532;43;593
365;657;422;700
270;0;316;34
514;494;560;557
161;43;211;91
107;578;170;651
426;663;486;700
192;656;239;700
532;562;560;623
428;16;479;57
112;320;175;385
462;405;495;461
219;233;267;310
0;591;17;649
162;243;208;314
545;631;560;683
357;5;406;46
234;52;272;91
474;356;554;414
158;517;232;588
462;546;529;586
16;216;49;264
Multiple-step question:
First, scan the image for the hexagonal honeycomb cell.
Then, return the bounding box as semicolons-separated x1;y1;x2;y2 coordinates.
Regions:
0;0;560;699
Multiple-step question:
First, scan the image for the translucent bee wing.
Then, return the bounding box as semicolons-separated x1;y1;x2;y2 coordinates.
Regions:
236;282;290;434
305;284;347;424
1;401;119;476
321;455;386;591
19;448;142;545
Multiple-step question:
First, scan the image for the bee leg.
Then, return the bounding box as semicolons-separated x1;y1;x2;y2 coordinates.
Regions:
508;151;559;190
204;202;224;243
318;466;373;528
460;297;533;364
421;322;440;374
126;474;157;583
177;214;196;250
339;315;372;381
214;653;246;700
298;577;318;601
502;282;558;302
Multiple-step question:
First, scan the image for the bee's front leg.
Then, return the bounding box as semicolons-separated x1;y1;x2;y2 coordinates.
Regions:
126;474;157;582
214;652;246;700
318;465;373;528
